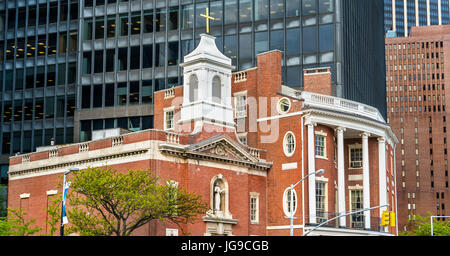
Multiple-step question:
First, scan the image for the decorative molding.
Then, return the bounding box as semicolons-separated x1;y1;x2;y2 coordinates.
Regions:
159;135;271;171
9;149;148;179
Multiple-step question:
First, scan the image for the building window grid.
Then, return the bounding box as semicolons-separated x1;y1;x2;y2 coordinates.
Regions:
315;135;326;158
350;190;364;229
0;1;386;153
250;193;259;224
0;2;78;154
350;146;363;168
164;109;174;131
79;0;336;93
316;181;327;224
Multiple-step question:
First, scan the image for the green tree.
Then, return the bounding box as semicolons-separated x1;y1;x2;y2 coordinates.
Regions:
0;184;7;218
0;208;41;236
65;167;208;236
399;212;450;236
44;196;63;236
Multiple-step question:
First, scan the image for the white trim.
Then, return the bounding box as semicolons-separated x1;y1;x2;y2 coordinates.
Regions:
315;176;328;182
349;174;363;181
9;140;267;180
164;108;175;131
283;131;296;157
283;187;298;217
166;228;179;236
233;90;247;97
249;192;260;224
46;190;58;196
282;162;298;170
277;97;291;115
257;111;302;122
348;143;363;169
314;133;327;159
20;193;30;199
314;130;328;137
266;225;303;230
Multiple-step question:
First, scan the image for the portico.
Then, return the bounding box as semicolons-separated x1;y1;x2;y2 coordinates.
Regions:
301;91;397;231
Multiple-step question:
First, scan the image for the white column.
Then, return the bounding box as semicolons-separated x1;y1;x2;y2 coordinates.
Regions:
307;123;316;224
378;137;388;232
427;0;431;26
361;132;371;230
336;127;346;227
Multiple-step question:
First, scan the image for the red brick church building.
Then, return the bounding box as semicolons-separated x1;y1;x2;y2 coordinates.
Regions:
8;34;398;236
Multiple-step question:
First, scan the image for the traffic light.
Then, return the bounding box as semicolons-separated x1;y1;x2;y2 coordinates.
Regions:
381;210;390;226
389;211;396;227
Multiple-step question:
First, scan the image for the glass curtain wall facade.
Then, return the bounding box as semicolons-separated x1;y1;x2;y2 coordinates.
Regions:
0;1;78;157
77;0;387;141
340;0;387;118
0;0;388;149
384;0;450;37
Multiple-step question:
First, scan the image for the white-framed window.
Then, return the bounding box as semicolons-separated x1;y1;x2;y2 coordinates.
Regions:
237;132;248;145
349;144;362;168
234;91;247;118
283;131;296;157
315;133;326;158
164;108;174;131
277;97;291;114
316;181;327;223
350;189;364;228
250;192;260;224
283;188;297;217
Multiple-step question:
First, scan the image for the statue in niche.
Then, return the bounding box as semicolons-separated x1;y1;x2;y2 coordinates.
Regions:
213;179;225;213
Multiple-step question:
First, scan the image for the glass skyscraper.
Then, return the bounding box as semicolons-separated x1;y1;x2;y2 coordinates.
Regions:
384;0;450;37
0;0;387;180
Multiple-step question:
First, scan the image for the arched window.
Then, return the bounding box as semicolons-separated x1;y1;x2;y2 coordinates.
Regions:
189;74;198;102
283;131;296;157
283;188;297;217
212;76;221;104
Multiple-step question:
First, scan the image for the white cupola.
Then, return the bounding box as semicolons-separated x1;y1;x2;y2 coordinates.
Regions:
179;33;235;133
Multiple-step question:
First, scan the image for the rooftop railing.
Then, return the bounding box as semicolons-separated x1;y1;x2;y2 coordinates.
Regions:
300;91;385;123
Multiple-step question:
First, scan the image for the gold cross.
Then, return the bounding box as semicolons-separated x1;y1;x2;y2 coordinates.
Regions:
200;8;215;34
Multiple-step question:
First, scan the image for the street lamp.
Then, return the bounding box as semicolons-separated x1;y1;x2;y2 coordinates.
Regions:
60;167;79;236
430;216;450;236
284;169;325;236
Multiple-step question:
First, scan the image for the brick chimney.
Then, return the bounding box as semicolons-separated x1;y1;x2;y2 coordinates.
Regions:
303;67;332;96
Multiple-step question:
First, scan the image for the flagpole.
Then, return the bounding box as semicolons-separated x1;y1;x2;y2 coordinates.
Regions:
60;168;79;236
60;173;67;236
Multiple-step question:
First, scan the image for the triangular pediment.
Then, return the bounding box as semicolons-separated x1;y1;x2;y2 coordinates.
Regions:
159;134;272;170
186;135;257;163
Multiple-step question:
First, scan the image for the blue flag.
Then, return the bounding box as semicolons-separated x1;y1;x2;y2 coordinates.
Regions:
62;181;71;225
